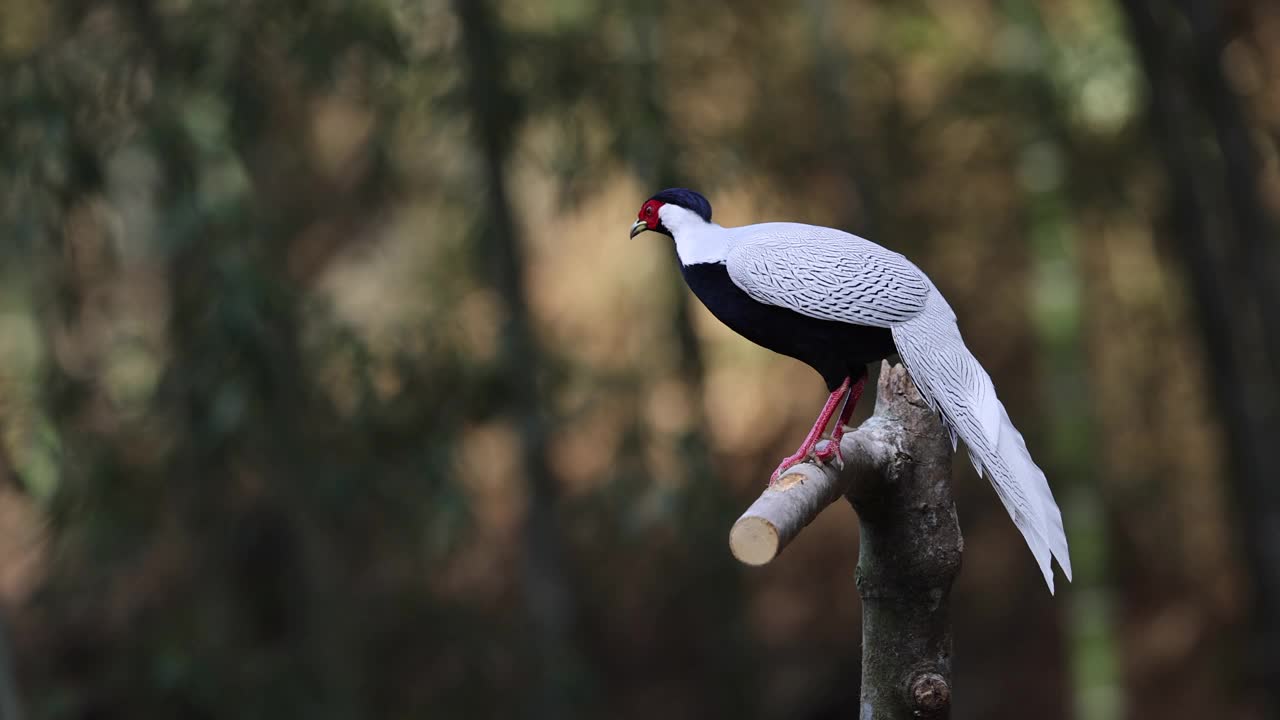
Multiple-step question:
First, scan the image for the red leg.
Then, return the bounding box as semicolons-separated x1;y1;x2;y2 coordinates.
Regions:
830;374;866;445
770;376;851;484
814;374;867;467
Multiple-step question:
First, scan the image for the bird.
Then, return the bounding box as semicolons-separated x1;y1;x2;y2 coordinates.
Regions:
629;187;1071;592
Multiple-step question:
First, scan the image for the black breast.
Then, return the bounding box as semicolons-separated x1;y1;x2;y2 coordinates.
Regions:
679;262;898;390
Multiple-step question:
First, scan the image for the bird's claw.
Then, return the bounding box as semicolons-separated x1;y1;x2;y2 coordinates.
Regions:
814;438;844;468
769;462;793;486
769;437;844;485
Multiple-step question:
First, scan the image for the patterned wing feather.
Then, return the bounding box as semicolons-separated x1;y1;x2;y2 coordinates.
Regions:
724;226;930;328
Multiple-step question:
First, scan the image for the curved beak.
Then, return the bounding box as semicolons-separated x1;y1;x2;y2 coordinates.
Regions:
629;219;649;239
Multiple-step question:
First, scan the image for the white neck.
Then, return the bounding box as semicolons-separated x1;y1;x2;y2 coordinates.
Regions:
662;204;731;266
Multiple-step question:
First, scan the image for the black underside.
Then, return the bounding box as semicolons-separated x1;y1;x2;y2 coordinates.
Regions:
680;261;899;390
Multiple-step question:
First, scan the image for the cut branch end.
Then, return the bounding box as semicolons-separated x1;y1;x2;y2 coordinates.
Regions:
728;516;780;565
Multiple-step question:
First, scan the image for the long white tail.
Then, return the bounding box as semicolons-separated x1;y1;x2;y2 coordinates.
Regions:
891;290;1072;592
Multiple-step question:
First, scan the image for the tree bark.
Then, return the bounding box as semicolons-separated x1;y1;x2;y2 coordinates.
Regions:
730;362;961;719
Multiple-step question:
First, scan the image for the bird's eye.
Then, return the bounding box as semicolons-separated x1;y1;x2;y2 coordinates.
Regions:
645;205;654;216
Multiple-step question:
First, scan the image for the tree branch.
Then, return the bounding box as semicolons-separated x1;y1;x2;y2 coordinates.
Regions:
729;361;961;719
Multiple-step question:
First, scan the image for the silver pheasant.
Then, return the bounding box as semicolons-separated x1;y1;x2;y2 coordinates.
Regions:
630;188;1072;592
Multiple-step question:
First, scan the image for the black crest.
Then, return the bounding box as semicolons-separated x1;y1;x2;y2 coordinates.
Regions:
651;188;712;223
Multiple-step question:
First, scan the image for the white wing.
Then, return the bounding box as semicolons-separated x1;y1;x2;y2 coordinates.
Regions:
724;223;929;328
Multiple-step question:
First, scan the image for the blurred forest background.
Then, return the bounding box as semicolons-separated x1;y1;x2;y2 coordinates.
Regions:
2;0;1280;718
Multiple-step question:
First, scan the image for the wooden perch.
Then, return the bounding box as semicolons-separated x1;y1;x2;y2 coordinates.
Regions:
730;361;962;720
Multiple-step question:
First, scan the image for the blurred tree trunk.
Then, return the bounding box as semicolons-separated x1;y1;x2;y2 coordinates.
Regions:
0;612;22;720
454;2;589;717
1119;1;1280;714
623;0;718;483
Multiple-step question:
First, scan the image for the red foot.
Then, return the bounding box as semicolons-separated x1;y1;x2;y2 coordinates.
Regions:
768;373;867;485
770;451;808;484
814;439;842;465
769;439;844;485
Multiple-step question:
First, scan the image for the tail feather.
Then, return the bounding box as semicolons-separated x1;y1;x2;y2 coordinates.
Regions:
892;292;1072;592
994;402;1072;581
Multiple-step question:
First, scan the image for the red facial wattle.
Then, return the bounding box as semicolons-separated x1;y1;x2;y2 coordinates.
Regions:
629;199;666;238
640;199;664;230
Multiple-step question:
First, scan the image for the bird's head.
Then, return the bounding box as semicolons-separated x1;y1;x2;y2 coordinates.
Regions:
629;188;713;239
